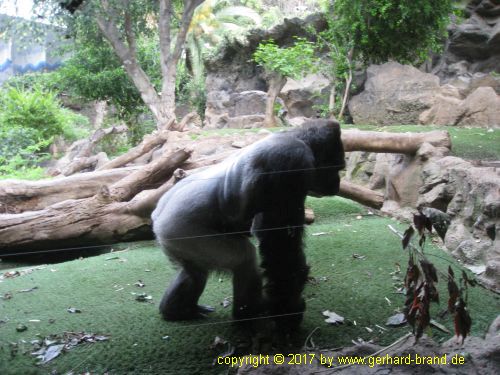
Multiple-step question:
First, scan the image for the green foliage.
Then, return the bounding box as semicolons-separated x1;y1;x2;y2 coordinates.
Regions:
55;35;161;119
253;38;318;79
0;86;89;176
327;0;453;64
0;87;88;140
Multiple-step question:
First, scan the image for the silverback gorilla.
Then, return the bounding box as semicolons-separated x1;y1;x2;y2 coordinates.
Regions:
152;119;345;330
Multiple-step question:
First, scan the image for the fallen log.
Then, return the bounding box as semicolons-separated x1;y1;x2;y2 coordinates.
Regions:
0;149;191;255
342;129;451;154
0;150;234;214
339;180;384;209
96;124;172;171
0;166;140;213
60;152;109;176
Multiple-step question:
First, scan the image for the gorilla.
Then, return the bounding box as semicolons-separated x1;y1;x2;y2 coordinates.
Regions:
152;119;345;330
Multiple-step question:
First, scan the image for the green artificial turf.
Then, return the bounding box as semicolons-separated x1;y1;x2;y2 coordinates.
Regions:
1;197;498;374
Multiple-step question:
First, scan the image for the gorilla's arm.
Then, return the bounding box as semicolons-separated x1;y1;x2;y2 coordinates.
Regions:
249;137;315;330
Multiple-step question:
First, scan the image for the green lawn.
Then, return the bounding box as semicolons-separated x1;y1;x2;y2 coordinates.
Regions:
1;197;498;374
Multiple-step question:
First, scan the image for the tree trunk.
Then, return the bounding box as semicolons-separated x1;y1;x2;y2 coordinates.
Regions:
328;81;336;119
338;48;353;120
0;149;191;255
264;74;287;127
339;181;384;209
342;130;451;154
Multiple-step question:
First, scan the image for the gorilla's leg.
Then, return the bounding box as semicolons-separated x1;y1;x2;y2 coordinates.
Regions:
159;263;209;320
159;233;262;321
231;240;263;320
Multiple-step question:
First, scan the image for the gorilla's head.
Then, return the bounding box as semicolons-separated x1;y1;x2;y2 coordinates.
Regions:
296;119;345;197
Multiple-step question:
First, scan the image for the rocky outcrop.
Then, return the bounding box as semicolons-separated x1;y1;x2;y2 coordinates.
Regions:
349;62;500;127
348;62;440;125
443;0;500;75
417;155;500;290
420;86;500;127
345;142;499;291
204;13;328;128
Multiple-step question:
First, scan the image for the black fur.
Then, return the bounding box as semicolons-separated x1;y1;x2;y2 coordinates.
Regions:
152;119;345;330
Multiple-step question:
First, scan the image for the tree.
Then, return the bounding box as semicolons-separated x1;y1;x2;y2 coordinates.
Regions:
253;38;318;127
43;0;205;128
318;0;453;120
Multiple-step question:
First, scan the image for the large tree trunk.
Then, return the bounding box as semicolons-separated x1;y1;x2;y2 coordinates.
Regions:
0;166;140;214
264;74;287;127
95;0;204;127
0;149;191;255
342;129;451;154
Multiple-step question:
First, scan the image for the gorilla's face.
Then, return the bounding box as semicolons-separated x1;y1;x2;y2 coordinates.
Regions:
308;163;344;197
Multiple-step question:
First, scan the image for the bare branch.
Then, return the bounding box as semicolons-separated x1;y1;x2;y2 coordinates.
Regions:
159;0;173;78
171;0;204;65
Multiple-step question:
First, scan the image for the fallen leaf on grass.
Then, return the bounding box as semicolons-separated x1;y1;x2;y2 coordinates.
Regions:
135;293;152;302
430;319;450;333
221;297;232;308
386;313;407;326
16;324;28;332
18;286;38;293
1;292;13;300
322;310;344;325
32;332;109;364
134;280;145;288
37;344;64;364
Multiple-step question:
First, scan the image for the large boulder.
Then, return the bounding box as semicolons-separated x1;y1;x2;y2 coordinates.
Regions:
279;73;330;118
420;86;500;127
348;62;440;125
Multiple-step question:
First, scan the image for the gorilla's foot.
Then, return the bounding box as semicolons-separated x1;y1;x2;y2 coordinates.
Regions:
160;305;209;321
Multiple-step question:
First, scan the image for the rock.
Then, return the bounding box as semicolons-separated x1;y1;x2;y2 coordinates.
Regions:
434;0;500;81
459;87;500;127
419;86;500;127
226;115;266;129
448;14;494;61
348;62;440;125
280;74;330;118
417;156;500;291
231;91;267;117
